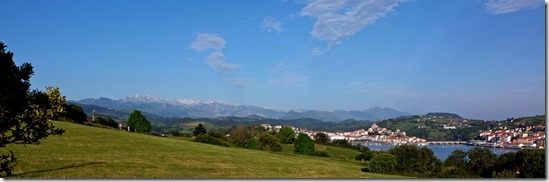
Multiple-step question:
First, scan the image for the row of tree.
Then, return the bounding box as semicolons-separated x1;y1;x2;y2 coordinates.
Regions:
191;124;319;156
356;144;545;178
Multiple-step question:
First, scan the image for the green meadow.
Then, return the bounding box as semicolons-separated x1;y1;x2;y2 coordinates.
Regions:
5;121;404;178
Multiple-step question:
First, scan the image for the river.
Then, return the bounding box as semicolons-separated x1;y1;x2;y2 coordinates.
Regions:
362;143;520;161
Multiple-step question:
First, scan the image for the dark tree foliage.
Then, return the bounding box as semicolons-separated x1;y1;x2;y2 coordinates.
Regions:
94;116;118;128
228;125;251;146
258;133;282;152
308;151;329;157
207;129;224;139
194;133;229;147
441;149;470;177
515;149;545;178
494;152;518;177
63;104;87;124
355;150;374;161
467;147;497;178
368;153;397;174
246;137;260;149
127;110;151;133
193;123;207;137
0;42;65;177
294;133;315;154
313;132;330;144
386;144;442;177
276;126;295;144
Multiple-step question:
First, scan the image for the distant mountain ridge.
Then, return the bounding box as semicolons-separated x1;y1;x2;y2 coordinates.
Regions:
73;95;411;122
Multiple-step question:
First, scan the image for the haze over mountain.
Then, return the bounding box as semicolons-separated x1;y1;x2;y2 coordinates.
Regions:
73;95;411;122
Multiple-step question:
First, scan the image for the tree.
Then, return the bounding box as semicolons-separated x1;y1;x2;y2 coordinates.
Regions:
276;126;295;144
258;133;282;152
355;149;374;161
369;153;397;174
494;152;518;176
467;147;497;178
94;116;117;128
516;149;545;178
63;104;87;124
386;144;442;177
294;133;315;154
228;125;251;146
126;110;151;133
314;132;330;144
246;138;260;149
193;123;207;137
0;42;65;177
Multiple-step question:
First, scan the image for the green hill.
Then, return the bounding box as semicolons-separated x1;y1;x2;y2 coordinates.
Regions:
5;121;404;178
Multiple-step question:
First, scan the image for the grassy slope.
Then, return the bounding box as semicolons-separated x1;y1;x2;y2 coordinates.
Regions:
6;121;404;178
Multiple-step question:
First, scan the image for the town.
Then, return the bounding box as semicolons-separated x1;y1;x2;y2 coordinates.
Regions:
259;121;546;149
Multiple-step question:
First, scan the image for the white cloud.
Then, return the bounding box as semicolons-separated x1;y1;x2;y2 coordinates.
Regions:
224;78;252;88
300;0;401;53
190;33;225;51
261;16;285;33
206;52;240;73
484;0;544;15
189;33;240;73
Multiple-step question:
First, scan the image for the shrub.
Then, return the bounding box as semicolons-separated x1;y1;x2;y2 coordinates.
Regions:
258;134;282;152
208;129;224;139
276;126;295;144
246;138;260;149
369;153;397;174
355;151;374;161
294;133;315;154
171;130;182;137
308;151;329;157
229;125;252;146
194;134;229;147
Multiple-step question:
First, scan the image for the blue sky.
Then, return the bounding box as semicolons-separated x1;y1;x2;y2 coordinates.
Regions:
1;0;545;120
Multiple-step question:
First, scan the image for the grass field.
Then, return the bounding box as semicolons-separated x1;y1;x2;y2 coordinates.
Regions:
4;121;405;178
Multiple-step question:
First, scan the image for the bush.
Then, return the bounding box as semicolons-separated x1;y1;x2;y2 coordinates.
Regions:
308;151;329;157
63;104;87;124
246;138;260;149
355;151;374;161
369;153;397;174
258;134;282;152
194;134;229;147
171;130;182;137
208;129;224;139
94;116;118;128
276;126;295;144
294;133;315;154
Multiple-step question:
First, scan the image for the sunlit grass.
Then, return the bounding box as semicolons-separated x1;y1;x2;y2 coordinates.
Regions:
5;121;406;178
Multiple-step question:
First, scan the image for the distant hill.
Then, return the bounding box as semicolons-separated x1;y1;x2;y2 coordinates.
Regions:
73;95;411;122
425;112;463;119
282;107;411;122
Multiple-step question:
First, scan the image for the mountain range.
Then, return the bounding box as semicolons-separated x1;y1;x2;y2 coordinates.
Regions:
72;95;411;122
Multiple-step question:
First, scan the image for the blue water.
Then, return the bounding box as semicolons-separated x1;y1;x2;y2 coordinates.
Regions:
362;144;520;161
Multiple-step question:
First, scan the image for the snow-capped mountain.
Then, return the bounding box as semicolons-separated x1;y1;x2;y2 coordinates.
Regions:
74;95;411;122
76;95;285;119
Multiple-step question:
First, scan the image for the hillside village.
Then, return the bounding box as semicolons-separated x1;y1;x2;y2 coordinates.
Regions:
260;122;428;145
260;118;546;149
472;124;545;149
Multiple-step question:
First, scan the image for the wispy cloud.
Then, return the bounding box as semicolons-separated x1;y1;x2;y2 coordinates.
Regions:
484;0;543;15
206;52;240;73
300;0;402;55
190;33;225;51
224;78;252;88
190;33;240;73
261;16;285;33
